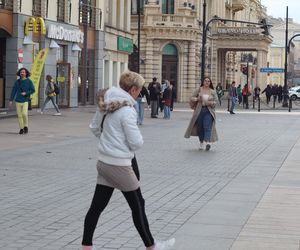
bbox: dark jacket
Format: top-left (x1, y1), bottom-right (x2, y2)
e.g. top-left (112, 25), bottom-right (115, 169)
top-left (9, 78), bottom-right (35, 103)
top-left (139, 86), bottom-right (150, 105)
top-left (148, 81), bottom-right (161, 101)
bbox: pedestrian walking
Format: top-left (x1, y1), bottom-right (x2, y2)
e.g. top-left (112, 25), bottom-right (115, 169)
top-left (237, 84), bottom-right (242, 105)
top-left (262, 84), bottom-right (272, 104)
top-left (162, 80), bottom-right (172, 119)
top-left (136, 83), bottom-right (150, 125)
top-left (82, 70), bottom-right (175, 250)
top-left (228, 81), bottom-right (238, 114)
top-left (216, 82), bottom-right (224, 106)
top-left (242, 83), bottom-right (250, 109)
top-left (40, 75), bottom-right (61, 115)
top-left (184, 76), bottom-right (218, 151)
top-left (8, 67), bottom-right (35, 134)
top-left (148, 77), bottom-right (161, 118)
top-left (254, 85), bottom-right (261, 102)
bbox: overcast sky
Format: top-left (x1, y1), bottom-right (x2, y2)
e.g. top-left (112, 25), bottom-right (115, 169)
top-left (261, 0), bottom-right (300, 24)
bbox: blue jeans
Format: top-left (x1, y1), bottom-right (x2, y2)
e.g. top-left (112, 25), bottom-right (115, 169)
top-left (230, 96), bottom-right (236, 112)
top-left (197, 107), bottom-right (213, 143)
top-left (136, 97), bottom-right (145, 125)
top-left (163, 105), bottom-right (170, 119)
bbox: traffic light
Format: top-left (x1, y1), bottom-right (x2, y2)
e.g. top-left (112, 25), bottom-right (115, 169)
top-left (260, 18), bottom-right (270, 36)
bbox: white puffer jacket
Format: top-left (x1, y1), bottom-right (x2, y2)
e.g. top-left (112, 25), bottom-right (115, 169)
top-left (89, 87), bottom-right (143, 166)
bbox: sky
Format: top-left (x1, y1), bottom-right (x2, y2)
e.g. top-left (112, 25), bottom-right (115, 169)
top-left (261, 0), bottom-right (300, 24)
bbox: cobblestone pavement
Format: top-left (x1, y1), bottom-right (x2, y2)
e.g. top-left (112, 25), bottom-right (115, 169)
top-left (0, 106), bottom-right (300, 250)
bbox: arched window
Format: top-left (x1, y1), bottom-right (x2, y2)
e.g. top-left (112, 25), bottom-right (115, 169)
top-left (162, 0), bottom-right (174, 14)
top-left (162, 44), bottom-right (177, 56)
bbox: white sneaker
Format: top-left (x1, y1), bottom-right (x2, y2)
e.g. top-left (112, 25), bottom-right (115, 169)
top-left (54, 112), bottom-right (61, 116)
top-left (40, 111), bottom-right (43, 114)
top-left (154, 238), bottom-right (175, 250)
top-left (199, 142), bottom-right (204, 150)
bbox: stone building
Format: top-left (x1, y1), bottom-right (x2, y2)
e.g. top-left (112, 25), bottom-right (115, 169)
top-left (130, 0), bottom-right (272, 102)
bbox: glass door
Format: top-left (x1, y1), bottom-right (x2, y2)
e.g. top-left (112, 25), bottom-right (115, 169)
top-left (56, 63), bottom-right (70, 107)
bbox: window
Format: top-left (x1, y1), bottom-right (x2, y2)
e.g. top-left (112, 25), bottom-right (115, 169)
top-left (79, 0), bottom-right (97, 27)
top-left (32, 0), bottom-right (42, 16)
top-left (162, 0), bottom-right (174, 14)
top-left (131, 0), bottom-right (144, 15)
top-left (57, 0), bottom-right (65, 22)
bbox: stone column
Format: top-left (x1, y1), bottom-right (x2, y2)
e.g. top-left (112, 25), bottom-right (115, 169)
top-left (257, 50), bottom-right (268, 89)
top-left (188, 41), bottom-right (196, 89)
top-left (144, 39), bottom-right (154, 84)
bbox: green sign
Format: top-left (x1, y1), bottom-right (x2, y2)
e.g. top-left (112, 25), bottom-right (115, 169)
top-left (117, 36), bottom-right (133, 53)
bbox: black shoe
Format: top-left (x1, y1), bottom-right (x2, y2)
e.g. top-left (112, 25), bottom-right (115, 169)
top-left (24, 126), bottom-right (28, 134)
top-left (230, 111), bottom-right (235, 114)
top-left (205, 144), bottom-right (211, 151)
top-left (151, 116), bottom-right (158, 118)
top-left (19, 129), bottom-right (24, 134)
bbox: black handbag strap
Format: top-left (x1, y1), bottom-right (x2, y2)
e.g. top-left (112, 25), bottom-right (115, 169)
top-left (100, 114), bottom-right (106, 133)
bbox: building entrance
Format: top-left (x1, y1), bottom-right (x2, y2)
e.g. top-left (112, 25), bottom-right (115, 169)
top-left (56, 63), bottom-right (70, 107)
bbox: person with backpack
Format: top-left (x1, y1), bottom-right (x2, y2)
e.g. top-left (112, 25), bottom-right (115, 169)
top-left (8, 67), bottom-right (35, 134)
top-left (40, 75), bottom-right (61, 115)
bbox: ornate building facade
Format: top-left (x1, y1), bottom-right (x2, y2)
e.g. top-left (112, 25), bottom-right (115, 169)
top-left (130, 0), bottom-right (272, 102)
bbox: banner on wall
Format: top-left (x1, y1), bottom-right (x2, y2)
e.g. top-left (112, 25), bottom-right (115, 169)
top-left (30, 48), bottom-right (48, 106)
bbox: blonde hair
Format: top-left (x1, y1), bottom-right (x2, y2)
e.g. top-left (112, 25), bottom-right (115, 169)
top-left (119, 70), bottom-right (145, 92)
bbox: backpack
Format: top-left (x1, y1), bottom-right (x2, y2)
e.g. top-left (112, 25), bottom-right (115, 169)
top-left (53, 83), bottom-right (60, 95)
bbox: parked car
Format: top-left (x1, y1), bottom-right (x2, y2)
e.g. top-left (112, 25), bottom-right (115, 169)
top-left (289, 86), bottom-right (300, 101)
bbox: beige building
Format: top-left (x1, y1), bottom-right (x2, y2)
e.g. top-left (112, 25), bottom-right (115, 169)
top-left (130, 0), bottom-right (272, 102)
top-left (268, 19), bottom-right (300, 86)
top-left (102, 0), bottom-right (132, 88)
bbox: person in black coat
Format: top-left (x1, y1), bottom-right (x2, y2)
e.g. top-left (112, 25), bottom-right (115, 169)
top-left (148, 77), bottom-right (161, 118)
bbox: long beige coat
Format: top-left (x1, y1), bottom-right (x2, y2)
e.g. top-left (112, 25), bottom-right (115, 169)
top-left (184, 87), bottom-right (218, 142)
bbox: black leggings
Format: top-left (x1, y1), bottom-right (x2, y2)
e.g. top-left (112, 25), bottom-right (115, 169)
top-left (82, 157), bottom-right (154, 247)
top-left (82, 185), bottom-right (154, 247)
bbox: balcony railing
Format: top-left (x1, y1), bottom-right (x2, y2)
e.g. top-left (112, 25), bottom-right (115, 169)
top-left (145, 14), bottom-right (197, 28)
top-left (0, 0), bottom-right (13, 11)
top-left (79, 2), bottom-right (102, 30)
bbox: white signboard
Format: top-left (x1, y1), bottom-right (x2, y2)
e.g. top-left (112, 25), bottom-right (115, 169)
top-left (47, 24), bottom-right (84, 43)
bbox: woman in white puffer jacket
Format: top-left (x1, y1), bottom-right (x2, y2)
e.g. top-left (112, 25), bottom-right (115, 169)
top-left (82, 71), bottom-right (175, 250)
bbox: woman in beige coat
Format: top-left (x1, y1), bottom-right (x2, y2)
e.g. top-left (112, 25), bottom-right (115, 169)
top-left (184, 77), bottom-right (218, 150)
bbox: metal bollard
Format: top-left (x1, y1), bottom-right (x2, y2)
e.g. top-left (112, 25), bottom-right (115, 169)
top-left (258, 97), bottom-right (260, 112)
top-left (227, 98), bottom-right (230, 112)
top-left (288, 98), bottom-right (292, 112)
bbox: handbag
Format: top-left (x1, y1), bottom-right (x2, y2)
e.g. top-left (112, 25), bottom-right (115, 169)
top-left (141, 97), bottom-right (146, 103)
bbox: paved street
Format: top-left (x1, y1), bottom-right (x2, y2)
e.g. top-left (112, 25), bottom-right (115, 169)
top-left (1, 106), bottom-right (300, 250)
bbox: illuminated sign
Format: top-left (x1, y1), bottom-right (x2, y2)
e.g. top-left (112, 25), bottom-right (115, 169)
top-left (24, 17), bottom-right (46, 35)
top-left (47, 24), bottom-right (84, 43)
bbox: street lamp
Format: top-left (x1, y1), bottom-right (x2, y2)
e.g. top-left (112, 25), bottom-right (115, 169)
top-left (283, 6), bottom-right (289, 107)
top-left (200, 0), bottom-right (207, 83)
top-left (137, 0), bottom-right (141, 73)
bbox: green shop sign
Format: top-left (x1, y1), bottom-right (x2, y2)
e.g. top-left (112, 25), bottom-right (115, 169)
top-left (117, 36), bottom-right (133, 53)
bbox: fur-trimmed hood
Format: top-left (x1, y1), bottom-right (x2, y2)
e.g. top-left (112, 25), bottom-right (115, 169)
top-left (96, 87), bottom-right (136, 113)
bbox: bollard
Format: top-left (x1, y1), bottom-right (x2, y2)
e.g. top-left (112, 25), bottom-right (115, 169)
top-left (273, 96), bottom-right (275, 109)
top-left (288, 98), bottom-right (292, 112)
top-left (227, 98), bottom-right (230, 112)
top-left (253, 96), bottom-right (255, 109)
top-left (258, 97), bottom-right (260, 112)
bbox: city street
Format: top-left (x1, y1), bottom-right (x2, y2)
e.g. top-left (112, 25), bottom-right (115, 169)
top-left (1, 106), bottom-right (300, 250)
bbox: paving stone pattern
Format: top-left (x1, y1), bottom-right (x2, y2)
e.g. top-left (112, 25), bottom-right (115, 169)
top-left (0, 107), bottom-right (300, 249)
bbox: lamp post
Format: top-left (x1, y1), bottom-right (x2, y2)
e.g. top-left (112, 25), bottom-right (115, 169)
top-left (82, 0), bottom-right (88, 105)
top-left (200, 0), bottom-right (207, 83)
top-left (137, 0), bottom-right (141, 73)
top-left (282, 6), bottom-right (289, 107)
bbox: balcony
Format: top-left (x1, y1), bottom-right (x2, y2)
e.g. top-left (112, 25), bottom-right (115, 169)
top-left (144, 14), bottom-right (197, 29)
top-left (232, 0), bottom-right (246, 12)
top-left (79, 2), bottom-right (102, 30)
